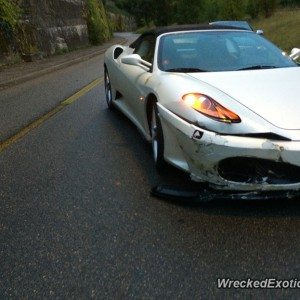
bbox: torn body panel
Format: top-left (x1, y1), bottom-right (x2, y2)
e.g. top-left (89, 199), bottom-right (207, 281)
top-left (158, 103), bottom-right (300, 191)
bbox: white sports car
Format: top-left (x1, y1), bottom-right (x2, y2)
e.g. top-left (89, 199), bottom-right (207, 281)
top-left (104, 24), bottom-right (300, 193)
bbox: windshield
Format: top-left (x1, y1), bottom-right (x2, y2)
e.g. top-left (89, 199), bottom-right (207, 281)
top-left (158, 31), bottom-right (297, 72)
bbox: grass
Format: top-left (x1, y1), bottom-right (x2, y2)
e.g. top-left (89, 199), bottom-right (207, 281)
top-left (0, 52), bottom-right (21, 67)
top-left (251, 8), bottom-right (300, 52)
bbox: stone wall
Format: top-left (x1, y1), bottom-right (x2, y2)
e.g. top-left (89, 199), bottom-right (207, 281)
top-left (1, 0), bottom-right (134, 63)
top-left (20, 0), bottom-right (89, 56)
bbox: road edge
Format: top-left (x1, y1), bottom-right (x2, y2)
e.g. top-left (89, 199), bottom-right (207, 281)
top-left (0, 38), bottom-right (127, 90)
top-left (0, 77), bottom-right (103, 153)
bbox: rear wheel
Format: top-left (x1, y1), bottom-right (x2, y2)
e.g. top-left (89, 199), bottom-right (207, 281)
top-left (150, 103), bottom-right (166, 170)
top-left (104, 68), bottom-right (114, 109)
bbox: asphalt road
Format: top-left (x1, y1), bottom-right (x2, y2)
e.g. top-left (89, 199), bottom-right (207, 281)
top-left (1, 33), bottom-right (300, 299)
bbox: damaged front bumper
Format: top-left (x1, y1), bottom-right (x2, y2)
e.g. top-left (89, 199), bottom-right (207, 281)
top-left (157, 103), bottom-right (300, 192)
top-left (151, 185), bottom-right (300, 202)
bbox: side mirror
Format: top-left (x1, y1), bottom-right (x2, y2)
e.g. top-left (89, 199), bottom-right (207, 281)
top-left (290, 48), bottom-right (300, 60)
top-left (121, 54), bottom-right (152, 71)
top-left (256, 29), bottom-right (264, 35)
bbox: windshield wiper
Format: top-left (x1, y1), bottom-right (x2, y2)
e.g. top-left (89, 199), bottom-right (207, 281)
top-left (237, 65), bottom-right (278, 71)
top-left (164, 67), bottom-right (208, 73)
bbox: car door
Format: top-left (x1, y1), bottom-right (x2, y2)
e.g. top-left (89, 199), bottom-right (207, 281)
top-left (118, 34), bottom-right (156, 131)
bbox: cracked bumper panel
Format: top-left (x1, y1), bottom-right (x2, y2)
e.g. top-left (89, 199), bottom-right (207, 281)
top-left (157, 103), bottom-right (300, 191)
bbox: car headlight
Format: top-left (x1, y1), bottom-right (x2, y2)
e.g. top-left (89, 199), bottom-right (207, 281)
top-left (182, 93), bottom-right (241, 123)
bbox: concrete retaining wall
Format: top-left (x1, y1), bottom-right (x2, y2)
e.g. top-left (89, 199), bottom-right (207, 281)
top-left (20, 0), bottom-right (89, 56)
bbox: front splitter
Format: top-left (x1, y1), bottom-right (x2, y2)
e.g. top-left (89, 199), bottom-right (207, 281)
top-left (151, 185), bottom-right (300, 202)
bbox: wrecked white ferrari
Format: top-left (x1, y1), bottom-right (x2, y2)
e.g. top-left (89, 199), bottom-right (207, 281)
top-left (104, 24), bottom-right (300, 192)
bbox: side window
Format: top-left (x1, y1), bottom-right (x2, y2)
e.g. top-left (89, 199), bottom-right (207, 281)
top-left (134, 35), bottom-right (156, 63)
top-left (129, 37), bottom-right (141, 50)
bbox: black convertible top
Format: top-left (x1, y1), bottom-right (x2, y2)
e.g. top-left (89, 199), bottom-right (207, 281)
top-left (130, 24), bottom-right (249, 48)
top-left (143, 23), bottom-right (248, 37)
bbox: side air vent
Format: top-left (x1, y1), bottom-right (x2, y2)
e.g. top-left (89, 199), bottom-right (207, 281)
top-left (114, 47), bottom-right (124, 59)
top-left (115, 91), bottom-right (122, 100)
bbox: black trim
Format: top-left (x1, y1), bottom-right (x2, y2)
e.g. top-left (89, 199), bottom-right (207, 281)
top-left (228, 133), bottom-right (291, 141)
top-left (151, 185), bottom-right (300, 202)
top-left (143, 24), bottom-right (248, 38)
top-left (130, 24), bottom-right (248, 48)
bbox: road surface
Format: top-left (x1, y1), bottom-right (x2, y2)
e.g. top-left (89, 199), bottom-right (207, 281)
top-left (0, 33), bottom-right (299, 298)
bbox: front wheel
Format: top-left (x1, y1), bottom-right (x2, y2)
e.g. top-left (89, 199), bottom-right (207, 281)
top-left (150, 104), bottom-right (166, 170)
top-left (104, 69), bottom-right (114, 110)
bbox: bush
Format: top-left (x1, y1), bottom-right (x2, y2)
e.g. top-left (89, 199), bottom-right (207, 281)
top-left (280, 0), bottom-right (300, 6)
top-left (260, 0), bottom-right (278, 17)
top-left (86, 0), bottom-right (112, 45)
top-left (0, 0), bottom-right (21, 29)
top-left (218, 0), bottom-right (246, 19)
top-left (0, 0), bottom-right (21, 52)
top-left (205, 0), bottom-right (220, 21)
top-left (246, 0), bottom-right (261, 18)
top-left (173, 0), bottom-right (206, 24)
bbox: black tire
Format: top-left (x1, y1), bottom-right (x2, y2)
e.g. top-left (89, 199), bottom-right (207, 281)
top-left (104, 68), bottom-right (114, 110)
top-left (150, 103), bottom-right (167, 170)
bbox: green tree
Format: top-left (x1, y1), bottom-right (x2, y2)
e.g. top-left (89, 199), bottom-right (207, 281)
top-left (280, 0), bottom-right (300, 6)
top-left (115, 0), bottom-right (284, 27)
top-left (153, 0), bottom-right (173, 26)
top-left (0, 0), bottom-right (21, 29)
top-left (173, 0), bottom-right (206, 24)
top-left (204, 0), bottom-right (220, 21)
top-left (115, 0), bottom-right (155, 26)
top-left (218, 0), bottom-right (246, 19)
top-left (246, 0), bottom-right (260, 19)
top-left (0, 0), bottom-right (21, 52)
top-left (260, 0), bottom-right (278, 17)
top-left (86, 0), bottom-right (112, 45)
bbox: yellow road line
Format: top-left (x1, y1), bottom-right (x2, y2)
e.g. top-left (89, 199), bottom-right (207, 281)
top-left (61, 78), bottom-right (103, 105)
top-left (0, 77), bottom-right (103, 153)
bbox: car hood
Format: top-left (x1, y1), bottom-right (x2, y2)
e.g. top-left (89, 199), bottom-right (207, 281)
top-left (188, 67), bottom-right (300, 129)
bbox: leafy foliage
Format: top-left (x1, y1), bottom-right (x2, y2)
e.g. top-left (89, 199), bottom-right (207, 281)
top-left (218, 0), bottom-right (245, 19)
top-left (246, 0), bottom-right (261, 19)
top-left (113, 0), bottom-right (288, 26)
top-left (0, 0), bottom-right (21, 52)
top-left (280, 0), bottom-right (300, 6)
top-left (260, 0), bottom-right (278, 17)
top-left (0, 0), bottom-right (21, 29)
top-left (114, 0), bottom-right (155, 26)
top-left (173, 0), bottom-right (206, 24)
top-left (86, 0), bottom-right (112, 45)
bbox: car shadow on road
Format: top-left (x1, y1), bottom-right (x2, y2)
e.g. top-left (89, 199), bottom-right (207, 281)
top-left (103, 107), bottom-right (300, 218)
